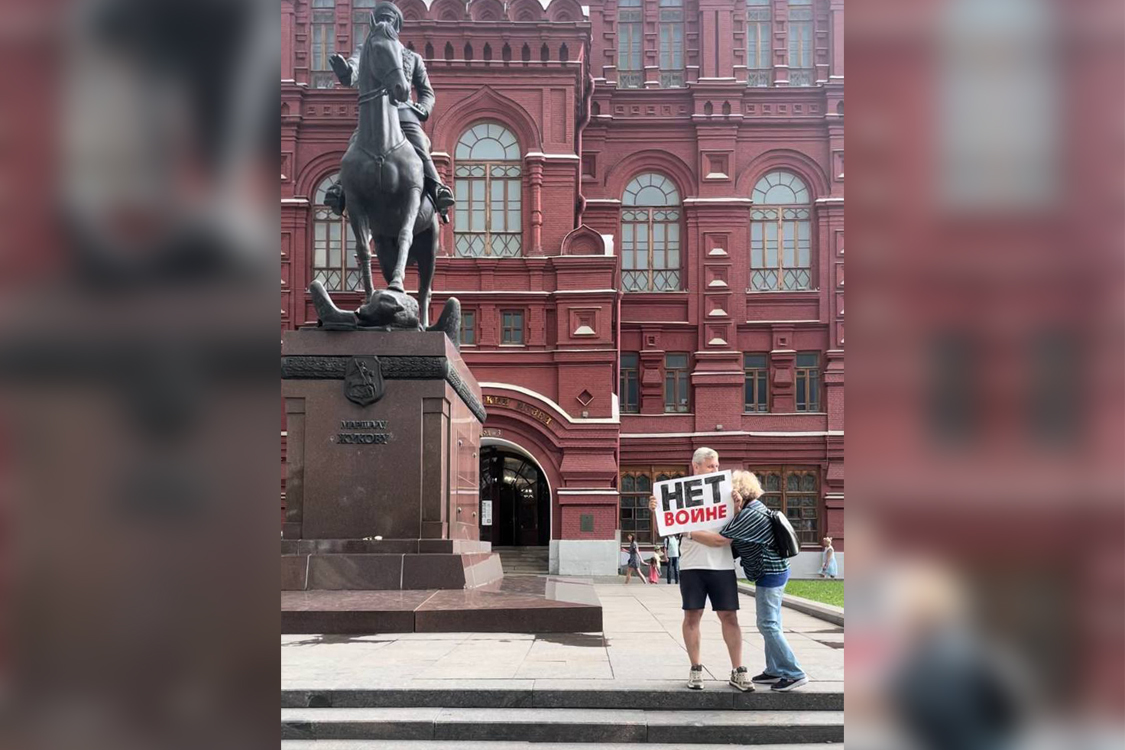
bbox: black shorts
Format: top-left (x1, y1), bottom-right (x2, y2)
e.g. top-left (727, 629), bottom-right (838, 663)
top-left (679, 569), bottom-right (740, 611)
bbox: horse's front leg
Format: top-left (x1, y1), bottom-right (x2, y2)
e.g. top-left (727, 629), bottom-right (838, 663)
top-left (389, 189), bottom-right (422, 292)
top-left (349, 213), bottom-right (374, 297)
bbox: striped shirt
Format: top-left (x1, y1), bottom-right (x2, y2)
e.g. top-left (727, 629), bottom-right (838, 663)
top-left (719, 500), bottom-right (789, 583)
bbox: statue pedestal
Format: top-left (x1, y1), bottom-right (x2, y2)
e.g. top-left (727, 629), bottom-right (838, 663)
top-left (280, 329), bottom-right (603, 634)
top-left (281, 330), bottom-right (500, 591)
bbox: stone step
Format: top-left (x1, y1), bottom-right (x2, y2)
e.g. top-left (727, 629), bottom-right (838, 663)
top-left (281, 707), bottom-right (843, 745)
top-left (283, 742), bottom-right (840, 749)
top-left (282, 681), bottom-right (843, 711)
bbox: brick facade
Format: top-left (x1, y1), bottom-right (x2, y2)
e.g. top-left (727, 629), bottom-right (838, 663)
top-left (282, 0), bottom-right (844, 575)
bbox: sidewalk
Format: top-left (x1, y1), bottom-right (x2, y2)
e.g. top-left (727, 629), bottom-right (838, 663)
top-left (282, 577), bottom-right (844, 689)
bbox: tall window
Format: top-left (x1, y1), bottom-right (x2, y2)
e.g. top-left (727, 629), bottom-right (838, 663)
top-left (664, 353), bottom-right (690, 413)
top-left (352, 0), bottom-right (377, 51)
top-left (310, 0), bottom-right (337, 89)
top-left (617, 0), bottom-right (643, 88)
top-left (753, 467), bottom-right (820, 545)
top-left (747, 0), bottom-right (772, 87)
top-left (659, 0), bottom-right (685, 88)
top-left (454, 123), bottom-right (522, 257)
top-left (622, 174), bottom-right (682, 292)
top-left (788, 0), bottom-right (814, 86)
top-left (795, 352), bottom-right (821, 411)
top-left (620, 353), bottom-right (640, 413)
top-left (750, 171), bottom-right (812, 291)
top-left (501, 310), bottom-right (525, 345)
top-left (312, 174), bottom-right (363, 292)
top-left (460, 310), bottom-right (476, 346)
top-left (621, 466), bottom-right (686, 544)
top-left (744, 353), bottom-right (769, 412)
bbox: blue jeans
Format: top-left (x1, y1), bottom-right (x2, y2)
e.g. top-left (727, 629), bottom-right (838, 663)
top-left (756, 582), bottom-right (805, 680)
top-left (665, 556), bottom-right (680, 584)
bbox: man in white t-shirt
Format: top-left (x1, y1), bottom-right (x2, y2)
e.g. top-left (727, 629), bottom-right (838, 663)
top-left (649, 447), bottom-right (753, 692)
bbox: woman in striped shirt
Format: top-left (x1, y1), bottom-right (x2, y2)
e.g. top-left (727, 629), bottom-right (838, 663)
top-left (691, 470), bottom-right (809, 692)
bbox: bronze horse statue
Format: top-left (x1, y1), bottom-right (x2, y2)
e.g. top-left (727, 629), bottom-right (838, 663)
top-left (338, 19), bottom-right (438, 327)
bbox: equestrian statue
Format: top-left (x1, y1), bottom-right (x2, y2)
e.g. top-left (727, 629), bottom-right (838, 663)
top-left (309, 2), bottom-right (459, 343)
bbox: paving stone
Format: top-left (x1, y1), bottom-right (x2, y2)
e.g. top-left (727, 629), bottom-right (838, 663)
top-left (282, 580), bottom-right (843, 698)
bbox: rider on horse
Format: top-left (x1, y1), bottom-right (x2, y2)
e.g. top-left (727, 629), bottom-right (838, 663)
top-left (324, 2), bottom-right (455, 222)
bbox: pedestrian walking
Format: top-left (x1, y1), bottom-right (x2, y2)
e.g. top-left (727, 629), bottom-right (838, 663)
top-left (819, 536), bottom-right (838, 579)
top-left (648, 546), bottom-right (664, 583)
top-left (663, 533), bottom-right (681, 584)
top-left (622, 534), bottom-right (647, 585)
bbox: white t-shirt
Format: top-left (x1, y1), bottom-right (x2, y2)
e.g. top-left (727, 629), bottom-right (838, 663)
top-left (677, 535), bottom-right (735, 571)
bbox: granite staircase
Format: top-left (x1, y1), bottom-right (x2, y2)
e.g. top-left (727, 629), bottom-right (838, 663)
top-left (493, 545), bottom-right (550, 575)
top-left (281, 682), bottom-right (844, 746)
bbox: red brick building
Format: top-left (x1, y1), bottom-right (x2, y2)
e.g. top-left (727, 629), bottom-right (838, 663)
top-left (281, 0), bottom-right (843, 576)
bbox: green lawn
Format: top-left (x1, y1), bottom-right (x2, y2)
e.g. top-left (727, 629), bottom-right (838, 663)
top-left (781, 579), bottom-right (844, 608)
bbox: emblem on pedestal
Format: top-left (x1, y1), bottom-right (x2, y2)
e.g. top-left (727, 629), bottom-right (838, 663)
top-left (345, 356), bottom-right (384, 407)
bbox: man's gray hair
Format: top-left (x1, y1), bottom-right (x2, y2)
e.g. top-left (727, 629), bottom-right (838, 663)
top-left (692, 447), bottom-right (718, 466)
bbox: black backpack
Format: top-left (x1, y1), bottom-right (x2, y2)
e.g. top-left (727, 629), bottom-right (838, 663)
top-left (766, 509), bottom-right (801, 558)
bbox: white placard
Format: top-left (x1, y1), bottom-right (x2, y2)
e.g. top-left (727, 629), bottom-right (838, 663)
top-left (653, 470), bottom-right (736, 537)
top-left (481, 500), bottom-right (492, 526)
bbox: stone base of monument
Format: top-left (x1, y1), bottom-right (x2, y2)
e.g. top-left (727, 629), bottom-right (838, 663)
top-left (281, 538), bottom-right (502, 591)
top-left (282, 576), bottom-right (603, 634)
top-left (281, 329), bottom-right (602, 634)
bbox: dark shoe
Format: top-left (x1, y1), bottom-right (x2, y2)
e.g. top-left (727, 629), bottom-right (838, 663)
top-left (434, 184), bottom-right (456, 211)
top-left (751, 672), bottom-right (782, 685)
top-left (771, 675), bottom-right (809, 692)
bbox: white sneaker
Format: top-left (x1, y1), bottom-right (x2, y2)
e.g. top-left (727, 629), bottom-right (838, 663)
top-left (728, 667), bottom-right (755, 692)
top-left (687, 664), bottom-right (704, 690)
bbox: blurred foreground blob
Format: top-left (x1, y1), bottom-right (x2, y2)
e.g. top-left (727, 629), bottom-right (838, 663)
top-left (0, 1), bottom-right (279, 749)
top-left (847, 0), bottom-right (1124, 747)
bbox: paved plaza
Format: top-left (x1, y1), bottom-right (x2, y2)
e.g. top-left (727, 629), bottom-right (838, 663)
top-left (282, 578), bottom-right (844, 689)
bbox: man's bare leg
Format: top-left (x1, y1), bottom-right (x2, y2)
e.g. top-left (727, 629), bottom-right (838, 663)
top-left (683, 609), bottom-right (704, 665)
top-left (717, 610), bottom-right (744, 669)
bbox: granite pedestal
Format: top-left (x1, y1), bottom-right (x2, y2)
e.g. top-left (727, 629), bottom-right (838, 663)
top-left (282, 330), bottom-right (497, 592)
top-left (281, 329), bottom-right (602, 633)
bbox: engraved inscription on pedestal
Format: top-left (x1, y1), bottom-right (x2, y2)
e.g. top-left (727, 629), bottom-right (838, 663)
top-left (334, 419), bottom-right (393, 445)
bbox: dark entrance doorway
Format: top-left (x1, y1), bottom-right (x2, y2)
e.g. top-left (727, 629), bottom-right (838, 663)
top-left (479, 447), bottom-right (550, 547)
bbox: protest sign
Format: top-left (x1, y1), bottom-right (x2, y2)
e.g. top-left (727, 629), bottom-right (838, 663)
top-left (653, 470), bottom-right (736, 537)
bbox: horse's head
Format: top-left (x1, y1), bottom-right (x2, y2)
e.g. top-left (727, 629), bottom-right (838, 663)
top-left (361, 16), bottom-right (409, 105)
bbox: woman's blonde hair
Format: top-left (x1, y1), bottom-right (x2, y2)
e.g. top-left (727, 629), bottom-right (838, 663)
top-left (731, 470), bottom-right (763, 507)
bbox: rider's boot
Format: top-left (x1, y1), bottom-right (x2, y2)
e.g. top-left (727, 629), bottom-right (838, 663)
top-left (324, 182), bottom-right (346, 216)
top-left (425, 179), bottom-right (454, 224)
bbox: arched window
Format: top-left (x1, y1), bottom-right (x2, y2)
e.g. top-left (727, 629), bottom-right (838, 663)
top-left (747, 0), bottom-right (772, 87)
top-left (454, 123), bottom-right (523, 257)
top-left (658, 0), bottom-right (685, 88)
top-left (750, 171), bottom-right (812, 291)
top-left (788, 0), bottom-right (814, 86)
top-left (617, 0), bottom-right (643, 88)
top-left (311, 174), bottom-right (363, 292)
top-left (621, 173), bottom-right (682, 292)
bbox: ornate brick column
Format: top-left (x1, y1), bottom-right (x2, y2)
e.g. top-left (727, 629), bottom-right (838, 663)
top-left (526, 153), bottom-right (545, 256)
